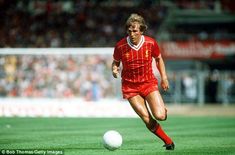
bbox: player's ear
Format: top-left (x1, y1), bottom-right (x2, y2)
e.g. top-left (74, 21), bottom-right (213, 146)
top-left (140, 24), bottom-right (147, 34)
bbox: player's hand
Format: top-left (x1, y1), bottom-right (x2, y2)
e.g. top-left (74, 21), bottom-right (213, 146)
top-left (161, 78), bottom-right (169, 91)
top-left (112, 66), bottom-right (119, 78)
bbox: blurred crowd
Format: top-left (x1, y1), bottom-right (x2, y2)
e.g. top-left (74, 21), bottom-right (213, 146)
top-left (1, 0), bottom-right (234, 47)
top-left (0, 55), bottom-right (116, 101)
top-left (0, 0), bottom-right (167, 47)
top-left (1, 0), bottom-right (235, 102)
top-left (161, 71), bottom-right (235, 103)
top-left (1, 55), bottom-right (235, 103)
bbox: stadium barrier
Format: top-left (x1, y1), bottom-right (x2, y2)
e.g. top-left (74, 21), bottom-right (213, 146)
top-left (0, 98), bottom-right (137, 117)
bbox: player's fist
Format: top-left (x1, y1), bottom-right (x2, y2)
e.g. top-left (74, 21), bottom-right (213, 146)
top-left (112, 66), bottom-right (119, 78)
top-left (161, 78), bottom-right (169, 91)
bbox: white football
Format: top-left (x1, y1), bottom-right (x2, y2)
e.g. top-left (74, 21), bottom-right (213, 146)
top-left (102, 130), bottom-right (122, 151)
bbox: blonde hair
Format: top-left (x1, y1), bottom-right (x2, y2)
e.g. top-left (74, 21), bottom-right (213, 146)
top-left (126, 13), bottom-right (148, 33)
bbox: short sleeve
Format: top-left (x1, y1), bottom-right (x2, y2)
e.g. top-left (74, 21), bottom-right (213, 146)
top-left (113, 45), bottom-right (121, 62)
top-left (152, 40), bottom-right (161, 58)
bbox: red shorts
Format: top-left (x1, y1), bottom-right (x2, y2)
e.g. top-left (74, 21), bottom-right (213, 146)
top-left (122, 80), bottom-right (158, 99)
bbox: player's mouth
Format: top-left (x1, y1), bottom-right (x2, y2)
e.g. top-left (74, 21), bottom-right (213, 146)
top-left (130, 37), bottom-right (137, 44)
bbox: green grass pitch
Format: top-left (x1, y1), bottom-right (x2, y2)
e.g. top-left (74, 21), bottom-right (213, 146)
top-left (0, 116), bottom-right (235, 155)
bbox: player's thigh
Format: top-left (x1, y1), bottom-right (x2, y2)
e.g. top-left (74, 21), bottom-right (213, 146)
top-left (128, 95), bottom-right (151, 122)
top-left (145, 91), bottom-right (166, 120)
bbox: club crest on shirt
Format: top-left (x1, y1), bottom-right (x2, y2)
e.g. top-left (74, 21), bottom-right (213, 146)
top-left (145, 50), bottom-right (149, 58)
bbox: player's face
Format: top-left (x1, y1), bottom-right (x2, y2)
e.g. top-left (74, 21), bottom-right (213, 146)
top-left (127, 22), bottom-right (142, 45)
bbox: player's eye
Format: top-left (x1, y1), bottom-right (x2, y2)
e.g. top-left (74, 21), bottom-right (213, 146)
top-left (128, 30), bottom-right (137, 34)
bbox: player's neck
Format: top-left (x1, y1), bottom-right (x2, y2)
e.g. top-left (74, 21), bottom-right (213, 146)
top-left (132, 37), bottom-right (141, 45)
top-left (127, 35), bottom-right (144, 51)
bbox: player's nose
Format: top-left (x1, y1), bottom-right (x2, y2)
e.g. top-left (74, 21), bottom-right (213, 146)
top-left (129, 31), bottom-right (134, 37)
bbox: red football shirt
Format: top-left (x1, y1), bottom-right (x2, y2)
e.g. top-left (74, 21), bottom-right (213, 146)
top-left (113, 35), bottom-right (161, 83)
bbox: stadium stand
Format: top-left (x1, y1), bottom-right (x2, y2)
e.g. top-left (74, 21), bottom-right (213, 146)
top-left (0, 0), bottom-right (235, 104)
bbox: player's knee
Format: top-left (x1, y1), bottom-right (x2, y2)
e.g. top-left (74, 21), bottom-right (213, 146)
top-left (156, 115), bottom-right (166, 121)
top-left (153, 112), bottom-right (166, 121)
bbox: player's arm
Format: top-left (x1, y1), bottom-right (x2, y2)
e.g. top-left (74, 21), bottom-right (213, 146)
top-left (112, 60), bottom-right (120, 78)
top-left (155, 55), bottom-right (169, 91)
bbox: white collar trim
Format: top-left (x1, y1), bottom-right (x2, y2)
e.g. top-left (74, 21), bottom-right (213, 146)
top-left (127, 35), bottom-right (145, 51)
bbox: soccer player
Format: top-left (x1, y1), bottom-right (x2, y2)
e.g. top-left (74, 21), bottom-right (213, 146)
top-left (111, 13), bottom-right (175, 150)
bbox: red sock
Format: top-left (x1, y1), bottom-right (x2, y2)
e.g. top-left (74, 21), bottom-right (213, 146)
top-left (153, 123), bottom-right (173, 144)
